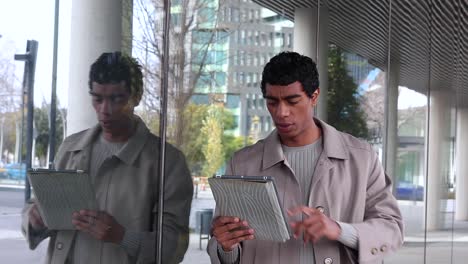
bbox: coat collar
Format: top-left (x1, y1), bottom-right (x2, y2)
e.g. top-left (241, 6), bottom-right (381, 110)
top-left (116, 117), bottom-right (150, 165)
top-left (262, 118), bottom-right (349, 170)
top-left (66, 116), bottom-right (150, 165)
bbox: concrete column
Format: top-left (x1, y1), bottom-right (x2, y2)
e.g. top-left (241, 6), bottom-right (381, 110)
top-left (455, 108), bottom-right (468, 220)
top-left (294, 6), bottom-right (329, 122)
top-left (384, 69), bottom-right (399, 186)
top-left (67, 0), bottom-right (132, 135)
top-left (426, 90), bottom-right (452, 230)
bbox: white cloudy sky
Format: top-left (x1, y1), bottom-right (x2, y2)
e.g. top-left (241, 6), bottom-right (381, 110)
top-left (0, 0), bottom-right (71, 107)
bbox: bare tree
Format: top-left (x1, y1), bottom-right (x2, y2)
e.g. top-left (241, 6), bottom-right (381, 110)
top-left (134, 0), bottom-right (230, 147)
top-left (0, 58), bottom-right (22, 113)
top-left (361, 71), bottom-right (386, 143)
top-left (361, 72), bottom-right (427, 143)
top-left (0, 56), bottom-right (23, 161)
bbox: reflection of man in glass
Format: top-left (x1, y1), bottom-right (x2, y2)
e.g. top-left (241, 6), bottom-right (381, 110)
top-left (208, 52), bottom-right (403, 264)
top-left (22, 52), bottom-right (193, 263)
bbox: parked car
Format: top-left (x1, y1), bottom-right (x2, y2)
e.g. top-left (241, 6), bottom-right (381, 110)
top-left (4, 163), bottom-right (26, 181)
top-left (0, 167), bottom-right (7, 179)
top-left (395, 181), bottom-right (424, 201)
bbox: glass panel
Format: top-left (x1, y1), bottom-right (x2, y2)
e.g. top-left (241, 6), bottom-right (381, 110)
top-left (424, 93), bottom-right (457, 264)
top-left (322, 1), bottom-right (389, 145)
top-left (383, 0), bottom-right (431, 263)
top-left (386, 86), bottom-right (428, 264)
top-left (449, 2), bottom-right (468, 263)
top-left (328, 46), bottom-right (382, 140)
top-left (453, 103), bottom-right (468, 264)
top-left (4, 0), bottom-right (462, 263)
top-left (135, 0), bottom-right (292, 262)
top-left (386, 0), bottom-right (465, 263)
top-left (423, 0), bottom-right (458, 261)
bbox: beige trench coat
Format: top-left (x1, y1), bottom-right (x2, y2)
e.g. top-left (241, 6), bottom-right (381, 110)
top-left (22, 118), bottom-right (193, 264)
top-left (208, 119), bottom-right (403, 264)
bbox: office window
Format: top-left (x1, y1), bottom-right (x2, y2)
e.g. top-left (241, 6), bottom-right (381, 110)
top-left (214, 72), bottom-right (227, 86)
top-left (232, 72), bottom-right (237, 86)
top-left (288, 33), bottom-right (293, 48)
top-left (239, 72), bottom-right (245, 84)
top-left (226, 94), bottom-right (240, 109)
top-left (191, 94), bottom-right (210, 105)
top-left (231, 7), bottom-right (239, 22)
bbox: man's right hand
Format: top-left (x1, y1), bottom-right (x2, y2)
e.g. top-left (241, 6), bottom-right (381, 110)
top-left (28, 203), bottom-right (46, 230)
top-left (211, 216), bottom-right (255, 251)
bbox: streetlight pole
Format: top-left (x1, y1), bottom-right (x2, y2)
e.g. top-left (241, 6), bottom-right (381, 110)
top-left (15, 40), bottom-right (38, 202)
top-left (48, 0), bottom-right (60, 168)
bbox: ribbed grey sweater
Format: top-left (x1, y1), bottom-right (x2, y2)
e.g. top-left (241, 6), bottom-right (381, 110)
top-left (282, 139), bottom-right (323, 264)
top-left (69, 135), bottom-right (141, 263)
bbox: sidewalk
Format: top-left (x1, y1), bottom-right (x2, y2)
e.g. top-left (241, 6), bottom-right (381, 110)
top-left (182, 233), bottom-right (211, 264)
top-left (0, 229), bottom-right (212, 263)
top-left (2, 186), bottom-right (468, 263)
top-left (183, 188), bottom-right (215, 264)
top-left (0, 186), bottom-right (214, 264)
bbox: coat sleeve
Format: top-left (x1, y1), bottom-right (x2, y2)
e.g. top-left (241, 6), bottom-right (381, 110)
top-left (207, 157), bottom-right (242, 264)
top-left (20, 140), bottom-right (72, 250)
top-left (137, 148), bottom-right (193, 264)
top-left (351, 148), bottom-right (404, 263)
top-left (21, 199), bottom-right (55, 250)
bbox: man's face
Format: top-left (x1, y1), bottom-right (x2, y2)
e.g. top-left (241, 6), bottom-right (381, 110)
top-left (90, 82), bottom-right (134, 134)
top-left (264, 81), bottom-right (319, 146)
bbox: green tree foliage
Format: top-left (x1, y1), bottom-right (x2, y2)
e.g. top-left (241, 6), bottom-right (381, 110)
top-left (327, 45), bottom-right (369, 139)
top-left (150, 103), bottom-right (247, 176)
top-left (221, 134), bottom-right (244, 163)
top-left (201, 105), bottom-right (224, 177)
top-left (1, 112), bottom-right (21, 160)
top-left (180, 104), bottom-right (209, 173)
top-left (34, 102), bottom-right (65, 165)
top-left (219, 108), bottom-right (246, 163)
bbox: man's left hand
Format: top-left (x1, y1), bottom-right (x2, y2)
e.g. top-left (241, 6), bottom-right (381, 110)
top-left (72, 210), bottom-right (125, 244)
top-left (288, 206), bottom-right (341, 244)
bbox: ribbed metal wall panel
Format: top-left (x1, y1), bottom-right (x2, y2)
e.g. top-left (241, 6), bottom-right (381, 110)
top-left (252, 0), bottom-right (468, 107)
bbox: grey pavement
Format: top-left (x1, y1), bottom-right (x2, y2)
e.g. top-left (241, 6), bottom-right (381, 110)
top-left (0, 186), bottom-right (214, 264)
top-left (2, 186), bottom-right (468, 263)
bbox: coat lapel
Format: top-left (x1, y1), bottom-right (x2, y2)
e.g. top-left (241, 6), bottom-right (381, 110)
top-left (309, 120), bottom-right (349, 185)
top-left (261, 131), bottom-right (285, 170)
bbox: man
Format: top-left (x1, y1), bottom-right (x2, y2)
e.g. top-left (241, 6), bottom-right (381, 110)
top-left (208, 51), bottom-right (403, 264)
top-left (22, 52), bottom-right (193, 263)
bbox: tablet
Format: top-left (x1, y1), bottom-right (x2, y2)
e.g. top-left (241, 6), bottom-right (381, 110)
top-left (208, 175), bottom-right (291, 242)
top-left (28, 169), bottom-right (98, 230)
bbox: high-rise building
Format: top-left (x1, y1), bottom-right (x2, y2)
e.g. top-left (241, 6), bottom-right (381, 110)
top-left (189, 0), bottom-right (293, 139)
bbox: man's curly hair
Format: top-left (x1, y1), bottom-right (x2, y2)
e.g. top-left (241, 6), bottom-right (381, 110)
top-left (261, 51), bottom-right (319, 98)
top-left (88, 52), bottom-right (144, 105)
